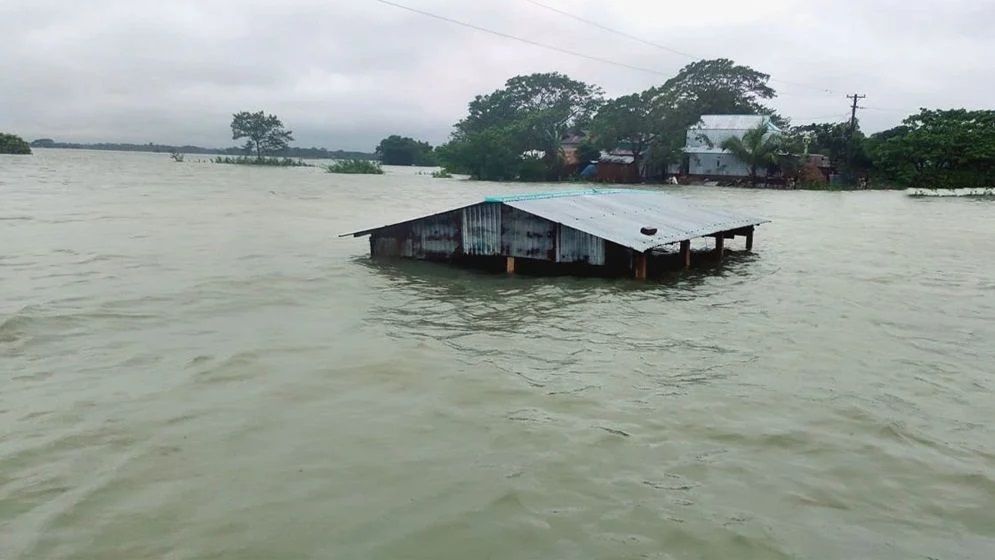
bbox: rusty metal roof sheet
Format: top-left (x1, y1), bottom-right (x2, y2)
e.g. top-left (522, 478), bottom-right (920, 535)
top-left (342, 189), bottom-right (768, 253)
top-left (492, 189), bottom-right (767, 252)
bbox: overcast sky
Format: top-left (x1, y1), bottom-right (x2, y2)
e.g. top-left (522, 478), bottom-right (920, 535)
top-left (1, 0), bottom-right (992, 151)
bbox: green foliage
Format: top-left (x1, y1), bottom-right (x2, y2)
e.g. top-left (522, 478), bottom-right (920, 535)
top-left (788, 121), bottom-right (871, 178)
top-left (442, 72), bottom-right (603, 180)
top-left (720, 124), bottom-right (781, 186)
top-left (575, 141), bottom-right (601, 165)
top-left (866, 109), bottom-right (995, 188)
top-left (589, 91), bottom-right (660, 162)
top-left (213, 156), bottom-right (311, 167)
top-left (438, 127), bottom-right (522, 181)
top-left (375, 135), bottom-right (438, 166)
top-left (324, 159), bottom-right (384, 174)
top-left (517, 156), bottom-right (548, 182)
top-left (0, 133), bottom-right (32, 154)
top-left (430, 169), bottom-right (453, 178)
top-left (231, 111), bottom-right (294, 159)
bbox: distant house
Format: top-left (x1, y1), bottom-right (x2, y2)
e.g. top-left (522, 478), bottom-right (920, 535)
top-left (684, 115), bottom-right (781, 178)
top-left (560, 132), bottom-right (588, 166)
top-left (596, 152), bottom-right (640, 183)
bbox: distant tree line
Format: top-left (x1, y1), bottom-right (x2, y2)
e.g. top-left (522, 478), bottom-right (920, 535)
top-left (29, 137), bottom-right (375, 160)
top-left (1, 132), bottom-right (32, 154)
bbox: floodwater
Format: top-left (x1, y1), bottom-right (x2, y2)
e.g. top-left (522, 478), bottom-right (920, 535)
top-left (2, 149), bottom-right (993, 559)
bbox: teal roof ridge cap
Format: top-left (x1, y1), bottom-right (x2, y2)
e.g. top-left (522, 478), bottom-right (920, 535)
top-left (484, 188), bottom-right (644, 203)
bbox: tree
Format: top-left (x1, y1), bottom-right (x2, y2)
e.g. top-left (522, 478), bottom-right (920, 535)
top-left (589, 90), bottom-right (661, 166)
top-left (0, 132), bottom-right (32, 154)
top-left (437, 127), bottom-right (524, 181)
top-left (652, 58), bottom-right (776, 116)
top-left (375, 135), bottom-right (438, 166)
top-left (230, 111), bottom-right (294, 159)
top-left (789, 121), bottom-right (871, 178)
top-left (720, 124), bottom-right (781, 186)
top-left (640, 59), bottom-right (780, 176)
top-left (453, 72), bottom-right (603, 176)
top-left (866, 109), bottom-right (995, 188)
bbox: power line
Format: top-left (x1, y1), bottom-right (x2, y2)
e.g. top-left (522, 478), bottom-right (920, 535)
top-left (374, 0), bottom-right (673, 77)
top-left (792, 113), bottom-right (852, 122)
top-left (522, 0), bottom-right (698, 60)
top-left (523, 0), bottom-right (837, 95)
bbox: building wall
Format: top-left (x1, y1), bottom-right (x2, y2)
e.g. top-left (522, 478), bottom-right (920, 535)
top-left (461, 203), bottom-right (501, 256)
top-left (688, 152), bottom-right (753, 177)
top-left (370, 203), bottom-right (608, 266)
top-left (686, 128), bottom-right (747, 151)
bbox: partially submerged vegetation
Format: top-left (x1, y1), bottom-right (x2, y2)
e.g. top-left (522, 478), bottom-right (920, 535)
top-left (431, 169), bottom-right (453, 178)
top-left (213, 156), bottom-right (311, 167)
top-left (0, 132), bottom-right (32, 154)
top-left (324, 159), bottom-right (384, 174)
top-left (375, 135), bottom-right (438, 166)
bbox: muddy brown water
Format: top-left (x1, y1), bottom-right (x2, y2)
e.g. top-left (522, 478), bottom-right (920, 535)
top-left (2, 149), bottom-right (993, 559)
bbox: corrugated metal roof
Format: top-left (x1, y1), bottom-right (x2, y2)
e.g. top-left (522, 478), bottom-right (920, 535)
top-left (500, 190), bottom-right (766, 252)
top-left (342, 189), bottom-right (767, 253)
top-left (692, 114), bottom-right (780, 132)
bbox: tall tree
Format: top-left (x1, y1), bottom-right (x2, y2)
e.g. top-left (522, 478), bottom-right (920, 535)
top-left (455, 73), bottom-right (603, 165)
top-left (641, 59), bottom-right (780, 175)
top-left (589, 91), bottom-right (661, 166)
top-left (231, 111), bottom-right (294, 159)
top-left (720, 124), bottom-right (781, 186)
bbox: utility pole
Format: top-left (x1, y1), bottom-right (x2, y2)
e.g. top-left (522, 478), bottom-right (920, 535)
top-left (845, 93), bottom-right (867, 185)
top-left (847, 93), bottom-right (866, 137)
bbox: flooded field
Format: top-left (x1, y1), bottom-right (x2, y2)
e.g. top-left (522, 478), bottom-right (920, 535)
top-left (2, 149), bottom-right (993, 559)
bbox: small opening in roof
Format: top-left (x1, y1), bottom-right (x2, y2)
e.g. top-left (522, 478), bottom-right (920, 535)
top-left (640, 227), bottom-right (658, 236)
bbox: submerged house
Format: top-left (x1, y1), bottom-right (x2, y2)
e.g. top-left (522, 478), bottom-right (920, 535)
top-left (684, 115), bottom-right (781, 178)
top-left (343, 189), bottom-right (767, 279)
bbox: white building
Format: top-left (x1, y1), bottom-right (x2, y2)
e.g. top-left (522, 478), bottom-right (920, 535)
top-left (684, 115), bottom-right (781, 177)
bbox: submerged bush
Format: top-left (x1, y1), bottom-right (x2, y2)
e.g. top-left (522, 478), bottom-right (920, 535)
top-left (324, 159), bottom-right (384, 174)
top-left (212, 155), bottom-right (311, 167)
top-left (0, 133), bottom-right (32, 154)
top-left (431, 169), bottom-right (453, 178)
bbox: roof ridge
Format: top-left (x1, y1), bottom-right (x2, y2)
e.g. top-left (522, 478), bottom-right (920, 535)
top-left (483, 188), bottom-right (627, 203)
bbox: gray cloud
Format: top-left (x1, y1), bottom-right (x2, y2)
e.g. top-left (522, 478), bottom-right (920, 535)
top-left (1, 0), bottom-right (992, 151)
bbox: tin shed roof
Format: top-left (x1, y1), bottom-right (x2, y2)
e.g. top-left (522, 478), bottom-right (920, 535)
top-left (692, 114), bottom-right (781, 132)
top-left (343, 189), bottom-right (767, 253)
top-left (487, 190), bottom-right (766, 252)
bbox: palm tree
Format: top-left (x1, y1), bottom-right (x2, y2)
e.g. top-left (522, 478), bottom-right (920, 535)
top-left (720, 124), bottom-right (780, 187)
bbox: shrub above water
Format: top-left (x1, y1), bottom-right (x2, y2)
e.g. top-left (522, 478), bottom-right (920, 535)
top-left (324, 160), bottom-right (384, 174)
top-left (212, 156), bottom-right (311, 167)
top-left (0, 132), bottom-right (32, 154)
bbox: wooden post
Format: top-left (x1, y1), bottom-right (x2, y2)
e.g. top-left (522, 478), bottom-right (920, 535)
top-left (505, 256), bottom-right (515, 274)
top-left (745, 227), bottom-right (754, 251)
top-left (634, 252), bottom-right (648, 280)
top-left (679, 240), bottom-right (691, 269)
top-left (714, 234), bottom-right (724, 259)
